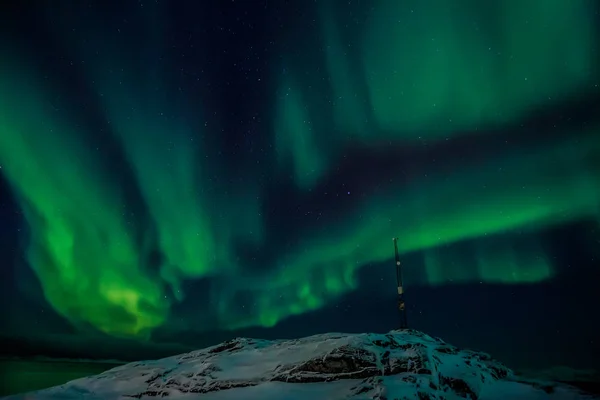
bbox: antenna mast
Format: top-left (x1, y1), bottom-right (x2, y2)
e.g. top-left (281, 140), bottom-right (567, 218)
top-left (393, 238), bottom-right (408, 329)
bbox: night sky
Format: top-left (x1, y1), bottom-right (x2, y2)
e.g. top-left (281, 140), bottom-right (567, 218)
top-left (0, 0), bottom-right (599, 372)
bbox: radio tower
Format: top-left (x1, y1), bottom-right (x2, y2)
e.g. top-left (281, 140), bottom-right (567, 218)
top-left (393, 238), bottom-right (408, 329)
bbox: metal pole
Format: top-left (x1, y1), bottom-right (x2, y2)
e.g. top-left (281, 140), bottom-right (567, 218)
top-left (393, 238), bottom-right (408, 329)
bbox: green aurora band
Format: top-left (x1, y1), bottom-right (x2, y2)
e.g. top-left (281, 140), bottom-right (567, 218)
top-left (0, 59), bottom-right (169, 337)
top-left (277, 0), bottom-right (598, 184)
top-left (0, 0), bottom-right (598, 337)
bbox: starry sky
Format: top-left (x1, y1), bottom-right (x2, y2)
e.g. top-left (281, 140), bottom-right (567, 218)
top-left (0, 0), bottom-right (599, 371)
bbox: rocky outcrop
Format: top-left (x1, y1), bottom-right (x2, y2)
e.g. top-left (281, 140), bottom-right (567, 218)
top-left (6, 329), bottom-right (597, 399)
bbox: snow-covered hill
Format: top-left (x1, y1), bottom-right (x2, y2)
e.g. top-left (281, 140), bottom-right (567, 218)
top-left (4, 329), bottom-right (597, 399)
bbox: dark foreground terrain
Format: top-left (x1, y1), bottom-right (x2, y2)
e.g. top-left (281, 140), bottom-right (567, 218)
top-left (0, 359), bottom-right (123, 396)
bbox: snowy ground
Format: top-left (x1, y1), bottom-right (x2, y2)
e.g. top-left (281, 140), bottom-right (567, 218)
top-left (3, 329), bottom-right (597, 399)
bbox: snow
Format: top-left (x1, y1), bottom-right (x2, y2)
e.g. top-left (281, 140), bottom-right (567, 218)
top-left (3, 329), bottom-right (597, 399)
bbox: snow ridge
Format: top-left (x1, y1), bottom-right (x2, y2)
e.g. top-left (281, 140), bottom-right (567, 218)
top-left (4, 329), bottom-right (597, 399)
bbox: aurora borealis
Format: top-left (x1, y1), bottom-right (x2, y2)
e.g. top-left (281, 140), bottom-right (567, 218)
top-left (0, 0), bottom-right (599, 368)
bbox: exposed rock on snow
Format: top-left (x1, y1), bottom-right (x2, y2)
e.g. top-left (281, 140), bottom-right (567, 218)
top-left (4, 329), bottom-right (597, 399)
